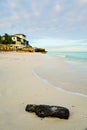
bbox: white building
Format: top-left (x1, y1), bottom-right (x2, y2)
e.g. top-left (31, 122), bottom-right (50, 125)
top-left (12, 34), bottom-right (29, 48)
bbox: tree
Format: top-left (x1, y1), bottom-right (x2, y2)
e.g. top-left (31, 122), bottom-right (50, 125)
top-left (3, 33), bottom-right (13, 44)
top-left (0, 35), bottom-right (2, 44)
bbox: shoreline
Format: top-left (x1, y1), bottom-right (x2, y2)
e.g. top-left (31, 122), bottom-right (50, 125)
top-left (33, 69), bottom-right (87, 98)
top-left (0, 52), bottom-right (87, 130)
top-left (33, 54), bottom-right (87, 97)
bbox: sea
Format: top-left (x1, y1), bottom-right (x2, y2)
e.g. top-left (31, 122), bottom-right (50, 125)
top-left (47, 51), bottom-right (87, 60)
top-left (34, 50), bottom-right (87, 97)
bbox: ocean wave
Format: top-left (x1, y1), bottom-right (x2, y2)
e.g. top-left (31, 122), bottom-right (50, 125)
top-left (32, 68), bottom-right (87, 98)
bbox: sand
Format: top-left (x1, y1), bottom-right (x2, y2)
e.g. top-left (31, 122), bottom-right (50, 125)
top-left (0, 52), bottom-right (87, 130)
top-left (34, 57), bottom-right (87, 95)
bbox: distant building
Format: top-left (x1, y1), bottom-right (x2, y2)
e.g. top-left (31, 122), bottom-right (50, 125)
top-left (12, 34), bottom-right (29, 48)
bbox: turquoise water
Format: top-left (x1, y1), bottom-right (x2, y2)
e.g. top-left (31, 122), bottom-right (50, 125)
top-left (48, 51), bottom-right (87, 60)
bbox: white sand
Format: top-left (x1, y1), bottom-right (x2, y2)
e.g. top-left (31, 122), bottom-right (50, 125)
top-left (0, 52), bottom-right (87, 130)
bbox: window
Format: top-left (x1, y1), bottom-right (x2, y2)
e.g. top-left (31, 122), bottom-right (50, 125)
top-left (17, 37), bottom-right (21, 42)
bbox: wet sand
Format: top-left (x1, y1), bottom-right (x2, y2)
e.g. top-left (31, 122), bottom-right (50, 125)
top-left (34, 58), bottom-right (87, 96)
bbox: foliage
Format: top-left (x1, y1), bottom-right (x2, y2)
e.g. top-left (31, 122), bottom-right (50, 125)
top-left (3, 33), bottom-right (13, 44)
top-left (0, 33), bottom-right (13, 44)
top-left (0, 35), bottom-right (2, 44)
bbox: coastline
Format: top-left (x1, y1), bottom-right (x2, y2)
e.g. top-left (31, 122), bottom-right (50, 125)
top-left (0, 52), bottom-right (87, 130)
top-left (33, 56), bottom-right (87, 96)
top-left (33, 69), bottom-right (87, 98)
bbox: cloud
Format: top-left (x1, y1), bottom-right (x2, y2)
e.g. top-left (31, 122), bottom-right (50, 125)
top-left (0, 0), bottom-right (31, 25)
top-left (0, 12), bottom-right (20, 29)
top-left (31, 0), bottom-right (51, 17)
top-left (31, 0), bottom-right (40, 17)
top-left (0, 0), bottom-right (87, 41)
top-left (54, 4), bottom-right (61, 13)
top-left (79, 0), bottom-right (87, 3)
top-left (8, 1), bottom-right (18, 8)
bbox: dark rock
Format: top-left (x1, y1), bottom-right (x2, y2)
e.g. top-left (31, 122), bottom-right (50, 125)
top-left (35, 48), bottom-right (47, 53)
top-left (25, 104), bottom-right (70, 119)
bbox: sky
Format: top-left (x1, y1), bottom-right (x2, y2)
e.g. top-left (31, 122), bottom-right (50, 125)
top-left (0, 0), bottom-right (87, 50)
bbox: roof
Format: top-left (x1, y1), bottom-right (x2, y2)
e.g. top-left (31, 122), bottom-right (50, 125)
top-left (14, 34), bottom-right (26, 37)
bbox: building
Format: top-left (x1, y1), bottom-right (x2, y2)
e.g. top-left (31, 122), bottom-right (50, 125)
top-left (12, 34), bottom-right (29, 48)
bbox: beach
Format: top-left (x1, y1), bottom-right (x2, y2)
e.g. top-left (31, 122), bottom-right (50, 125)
top-left (0, 52), bottom-right (87, 130)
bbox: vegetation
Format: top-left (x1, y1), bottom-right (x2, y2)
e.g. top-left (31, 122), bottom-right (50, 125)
top-left (0, 35), bottom-right (2, 44)
top-left (0, 33), bottom-right (47, 53)
top-left (0, 33), bottom-right (13, 44)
